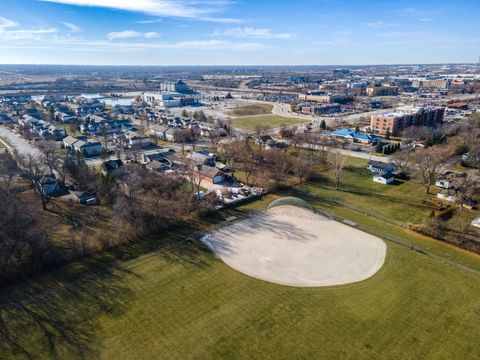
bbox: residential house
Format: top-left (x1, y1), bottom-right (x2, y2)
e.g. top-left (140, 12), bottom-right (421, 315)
top-left (196, 165), bottom-right (226, 184)
top-left (187, 151), bottom-right (216, 166)
top-left (54, 111), bottom-right (75, 123)
top-left (143, 152), bottom-right (173, 171)
top-left (34, 176), bottom-right (59, 196)
top-left (63, 135), bottom-right (102, 157)
top-left (373, 173), bottom-right (395, 185)
top-left (435, 179), bottom-right (453, 189)
top-left (102, 159), bottom-right (124, 177)
top-left (367, 160), bottom-right (396, 175)
top-left (437, 192), bottom-right (456, 202)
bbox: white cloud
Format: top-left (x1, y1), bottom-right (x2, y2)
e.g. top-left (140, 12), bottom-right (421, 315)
top-left (137, 18), bottom-right (162, 24)
top-left (39, 0), bottom-right (240, 22)
top-left (402, 7), bottom-right (435, 22)
top-left (49, 37), bottom-right (266, 52)
top-left (0, 17), bottom-right (57, 40)
top-left (144, 31), bottom-right (159, 38)
top-left (107, 30), bottom-right (159, 40)
top-left (61, 21), bottom-right (82, 32)
top-left (0, 17), bottom-right (19, 29)
top-left (0, 28), bottom-right (58, 40)
top-left (366, 20), bottom-right (394, 28)
top-left (213, 27), bottom-right (293, 39)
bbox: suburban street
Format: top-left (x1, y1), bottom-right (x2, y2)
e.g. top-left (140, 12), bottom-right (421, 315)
top-left (0, 125), bottom-right (43, 158)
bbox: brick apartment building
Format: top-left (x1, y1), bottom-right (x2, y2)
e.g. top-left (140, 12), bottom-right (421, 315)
top-left (370, 106), bottom-right (445, 136)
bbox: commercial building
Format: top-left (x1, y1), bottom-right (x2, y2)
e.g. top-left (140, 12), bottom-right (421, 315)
top-left (370, 106), bottom-right (445, 136)
top-left (158, 80), bottom-right (193, 94)
top-left (323, 129), bottom-right (380, 144)
top-left (298, 93), bottom-right (354, 104)
top-left (297, 103), bottom-right (340, 115)
top-left (366, 86), bottom-right (399, 96)
top-left (142, 92), bottom-right (199, 107)
top-left (411, 79), bottom-right (451, 90)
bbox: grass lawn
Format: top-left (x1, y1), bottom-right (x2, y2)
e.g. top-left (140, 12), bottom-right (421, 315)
top-left (301, 157), bottom-right (433, 225)
top-left (1, 191), bottom-right (480, 359)
top-left (232, 114), bottom-right (308, 131)
top-left (226, 104), bottom-right (273, 117)
top-left (297, 157), bottom-right (480, 243)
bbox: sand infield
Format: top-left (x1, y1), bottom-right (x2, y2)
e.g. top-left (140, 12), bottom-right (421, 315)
top-left (203, 205), bottom-right (386, 287)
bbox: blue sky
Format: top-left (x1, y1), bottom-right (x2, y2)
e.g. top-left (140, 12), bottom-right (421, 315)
top-left (0, 0), bottom-right (479, 65)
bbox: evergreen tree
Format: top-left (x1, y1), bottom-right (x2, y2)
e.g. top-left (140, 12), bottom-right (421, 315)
top-left (385, 128), bottom-right (391, 140)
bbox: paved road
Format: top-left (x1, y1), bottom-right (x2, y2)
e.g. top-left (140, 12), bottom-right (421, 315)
top-left (0, 126), bottom-right (43, 158)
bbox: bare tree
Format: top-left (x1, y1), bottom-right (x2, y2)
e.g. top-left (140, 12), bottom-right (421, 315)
top-left (328, 151), bottom-right (347, 190)
top-left (189, 127), bottom-right (201, 151)
top-left (238, 142), bottom-right (259, 185)
top-left (393, 148), bottom-right (414, 178)
top-left (221, 140), bottom-right (242, 177)
top-left (207, 129), bottom-right (221, 147)
top-left (294, 151), bottom-right (318, 183)
top-left (18, 154), bottom-right (50, 210)
top-left (0, 151), bottom-right (19, 189)
top-left (412, 147), bottom-right (450, 194)
top-left (38, 142), bottom-right (59, 176)
top-left (254, 125), bottom-right (269, 146)
top-left (173, 128), bottom-right (186, 154)
top-left (317, 136), bottom-right (336, 164)
top-left (279, 126), bottom-right (297, 140)
top-left (265, 149), bottom-right (292, 189)
top-left (455, 176), bottom-right (479, 210)
top-left (186, 159), bottom-right (203, 194)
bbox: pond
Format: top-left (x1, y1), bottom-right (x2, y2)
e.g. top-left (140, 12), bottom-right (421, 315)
top-left (80, 93), bottom-right (136, 106)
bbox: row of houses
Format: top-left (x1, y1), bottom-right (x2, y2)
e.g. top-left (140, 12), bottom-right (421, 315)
top-left (18, 116), bottom-right (66, 141)
top-left (105, 149), bottom-right (228, 185)
top-left (62, 135), bottom-right (102, 157)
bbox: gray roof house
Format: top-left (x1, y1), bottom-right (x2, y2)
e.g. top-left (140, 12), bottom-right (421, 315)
top-left (367, 160), bottom-right (396, 175)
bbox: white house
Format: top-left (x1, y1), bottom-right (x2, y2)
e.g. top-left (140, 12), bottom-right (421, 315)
top-left (367, 160), bottom-right (396, 175)
top-left (437, 192), bottom-right (456, 202)
top-left (373, 173), bottom-right (395, 185)
top-left (435, 179), bottom-right (453, 189)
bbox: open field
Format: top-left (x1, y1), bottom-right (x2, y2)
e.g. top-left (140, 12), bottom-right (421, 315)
top-left (226, 104), bottom-right (273, 117)
top-left (297, 157), bottom-right (480, 243)
top-left (1, 192), bottom-right (480, 359)
top-left (232, 114), bottom-right (308, 131)
top-left (205, 204), bottom-right (386, 287)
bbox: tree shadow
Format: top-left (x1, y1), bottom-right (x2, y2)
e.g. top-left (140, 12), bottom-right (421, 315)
top-left (0, 260), bottom-right (135, 359)
top-left (0, 215), bottom-right (219, 359)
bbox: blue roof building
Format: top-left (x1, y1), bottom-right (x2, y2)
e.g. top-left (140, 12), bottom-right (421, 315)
top-left (323, 128), bottom-right (380, 144)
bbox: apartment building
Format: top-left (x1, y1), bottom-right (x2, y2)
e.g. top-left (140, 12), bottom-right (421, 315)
top-left (370, 106), bottom-right (445, 136)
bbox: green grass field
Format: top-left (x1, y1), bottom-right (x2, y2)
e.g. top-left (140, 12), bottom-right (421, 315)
top-left (297, 157), bottom-right (480, 245)
top-left (227, 104), bottom-right (273, 117)
top-left (232, 114), bottom-right (308, 131)
top-left (1, 160), bottom-right (480, 359)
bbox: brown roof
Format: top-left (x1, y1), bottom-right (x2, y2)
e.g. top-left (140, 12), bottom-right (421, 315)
top-left (197, 166), bottom-right (225, 179)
